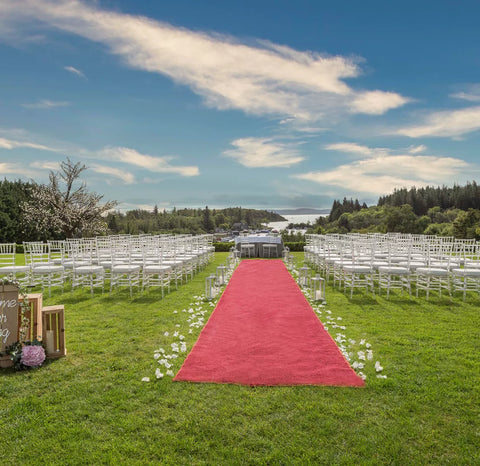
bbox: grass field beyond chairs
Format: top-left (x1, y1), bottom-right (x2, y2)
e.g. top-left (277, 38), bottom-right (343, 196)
top-left (1, 252), bottom-right (479, 464)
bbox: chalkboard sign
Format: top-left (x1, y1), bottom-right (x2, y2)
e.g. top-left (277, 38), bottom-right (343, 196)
top-left (0, 284), bottom-right (19, 358)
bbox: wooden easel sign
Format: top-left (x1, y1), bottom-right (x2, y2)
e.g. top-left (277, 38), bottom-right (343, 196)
top-left (0, 284), bottom-right (19, 367)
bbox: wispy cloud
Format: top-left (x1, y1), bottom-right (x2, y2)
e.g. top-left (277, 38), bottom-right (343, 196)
top-left (90, 164), bottom-right (135, 184)
top-left (294, 144), bottom-right (472, 195)
top-left (223, 137), bottom-right (305, 168)
top-left (408, 144), bottom-right (427, 154)
top-left (0, 0), bottom-right (409, 122)
top-left (30, 161), bottom-right (62, 171)
top-left (0, 136), bottom-right (57, 151)
top-left (21, 99), bottom-right (70, 109)
top-left (397, 106), bottom-right (480, 138)
top-left (64, 65), bottom-right (86, 78)
top-left (100, 147), bottom-right (199, 177)
top-left (0, 162), bottom-right (39, 178)
top-left (450, 84), bottom-right (480, 102)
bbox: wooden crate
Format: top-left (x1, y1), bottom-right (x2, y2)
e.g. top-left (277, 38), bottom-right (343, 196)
top-left (18, 293), bottom-right (43, 342)
top-left (42, 305), bottom-right (66, 358)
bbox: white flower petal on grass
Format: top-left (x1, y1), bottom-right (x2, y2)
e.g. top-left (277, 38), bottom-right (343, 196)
top-left (367, 350), bottom-right (373, 360)
top-left (153, 353), bottom-right (161, 360)
top-left (376, 374), bottom-right (387, 379)
top-left (360, 339), bottom-right (366, 346)
top-left (173, 311), bottom-right (178, 314)
top-left (166, 370), bottom-right (175, 377)
top-left (359, 372), bottom-right (367, 380)
top-left (365, 343), bottom-right (372, 349)
top-left (164, 331), bottom-right (169, 337)
top-left (375, 361), bottom-right (383, 372)
top-left (357, 351), bottom-right (366, 361)
top-left (141, 377), bottom-right (150, 382)
top-left (155, 368), bottom-right (164, 379)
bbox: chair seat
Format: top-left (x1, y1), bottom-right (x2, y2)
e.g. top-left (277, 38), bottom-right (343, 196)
top-left (32, 265), bottom-right (64, 274)
top-left (74, 265), bottom-right (105, 274)
top-left (342, 265), bottom-right (371, 273)
top-left (451, 268), bottom-right (480, 277)
top-left (416, 267), bottom-right (450, 276)
top-left (378, 266), bottom-right (410, 275)
top-left (144, 265), bottom-right (172, 273)
top-left (0, 265), bottom-right (30, 273)
top-left (111, 264), bottom-right (141, 273)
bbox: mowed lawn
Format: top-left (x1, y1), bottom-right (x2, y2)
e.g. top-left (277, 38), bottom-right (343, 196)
top-left (1, 252), bottom-right (479, 465)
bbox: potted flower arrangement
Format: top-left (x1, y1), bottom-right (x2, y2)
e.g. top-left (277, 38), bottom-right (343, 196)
top-left (0, 278), bottom-right (46, 370)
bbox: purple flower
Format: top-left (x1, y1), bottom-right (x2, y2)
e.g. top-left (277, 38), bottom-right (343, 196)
top-left (20, 345), bottom-right (46, 367)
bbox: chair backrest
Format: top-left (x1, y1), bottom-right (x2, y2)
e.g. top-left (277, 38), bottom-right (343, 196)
top-left (0, 243), bottom-right (16, 267)
top-left (24, 242), bottom-right (51, 267)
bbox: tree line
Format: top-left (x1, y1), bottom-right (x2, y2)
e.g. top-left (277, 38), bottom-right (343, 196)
top-left (106, 207), bottom-right (284, 236)
top-left (311, 183), bottom-right (480, 239)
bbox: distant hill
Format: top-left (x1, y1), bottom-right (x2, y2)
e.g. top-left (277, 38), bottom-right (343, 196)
top-left (274, 208), bottom-right (330, 215)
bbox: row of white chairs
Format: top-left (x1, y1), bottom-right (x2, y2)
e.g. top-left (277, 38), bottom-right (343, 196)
top-left (0, 234), bottom-right (215, 298)
top-left (304, 233), bottom-right (480, 300)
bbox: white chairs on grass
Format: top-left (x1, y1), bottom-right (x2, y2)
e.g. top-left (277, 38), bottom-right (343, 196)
top-left (341, 239), bottom-right (375, 298)
top-left (451, 242), bottom-right (480, 300)
top-left (69, 240), bottom-right (105, 296)
top-left (0, 243), bottom-right (30, 284)
top-left (415, 240), bottom-right (453, 300)
top-left (377, 239), bottom-right (412, 298)
top-left (24, 242), bottom-right (65, 297)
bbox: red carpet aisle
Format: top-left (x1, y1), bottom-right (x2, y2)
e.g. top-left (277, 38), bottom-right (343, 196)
top-left (174, 260), bottom-right (365, 387)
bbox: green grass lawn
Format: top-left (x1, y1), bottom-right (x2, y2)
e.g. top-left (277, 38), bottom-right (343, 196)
top-left (1, 252), bottom-right (479, 465)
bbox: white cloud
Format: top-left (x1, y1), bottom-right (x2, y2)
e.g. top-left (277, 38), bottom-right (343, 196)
top-left (294, 144), bottom-right (471, 195)
top-left (0, 136), bottom-right (57, 151)
top-left (325, 142), bottom-right (375, 157)
top-left (0, 0), bottom-right (409, 121)
top-left (30, 161), bottom-right (61, 171)
top-left (450, 84), bottom-right (480, 102)
top-left (223, 137), bottom-right (305, 168)
top-left (0, 162), bottom-right (38, 178)
top-left (450, 92), bottom-right (480, 102)
top-left (397, 106), bottom-right (480, 138)
top-left (100, 147), bottom-right (199, 177)
top-left (64, 65), bottom-right (86, 78)
top-left (21, 99), bottom-right (70, 109)
top-left (90, 164), bottom-right (135, 184)
top-left (408, 144), bottom-right (427, 154)
top-left (350, 90), bottom-right (411, 115)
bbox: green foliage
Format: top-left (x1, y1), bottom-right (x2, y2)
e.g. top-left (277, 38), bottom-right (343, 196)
top-left (214, 242), bottom-right (234, 252)
top-left (0, 179), bottom-right (40, 242)
top-left (104, 207), bottom-right (285, 235)
top-left (378, 181), bottom-right (480, 215)
top-left (453, 209), bottom-right (480, 239)
top-left (284, 241), bottom-right (305, 251)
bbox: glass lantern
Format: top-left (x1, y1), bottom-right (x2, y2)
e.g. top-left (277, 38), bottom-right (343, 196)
top-left (311, 275), bottom-right (326, 301)
top-left (205, 274), bottom-right (217, 300)
top-left (216, 265), bottom-right (226, 286)
top-left (299, 266), bottom-right (310, 287)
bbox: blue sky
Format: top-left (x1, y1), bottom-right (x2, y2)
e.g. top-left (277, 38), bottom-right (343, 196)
top-left (1, 0), bottom-right (480, 212)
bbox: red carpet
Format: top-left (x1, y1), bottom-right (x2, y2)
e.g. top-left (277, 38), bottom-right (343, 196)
top-left (174, 260), bottom-right (365, 387)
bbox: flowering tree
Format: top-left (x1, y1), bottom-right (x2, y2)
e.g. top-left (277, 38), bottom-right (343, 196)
top-left (22, 158), bottom-right (117, 238)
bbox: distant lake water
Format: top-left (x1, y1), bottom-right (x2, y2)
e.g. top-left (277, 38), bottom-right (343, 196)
top-left (267, 214), bottom-right (326, 231)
